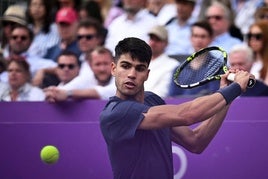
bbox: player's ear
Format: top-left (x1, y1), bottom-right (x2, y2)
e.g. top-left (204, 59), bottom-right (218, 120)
top-left (111, 62), bottom-right (116, 76)
top-left (144, 69), bottom-right (150, 81)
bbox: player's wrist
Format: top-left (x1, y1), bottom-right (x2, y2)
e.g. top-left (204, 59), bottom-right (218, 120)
top-left (216, 82), bottom-right (242, 105)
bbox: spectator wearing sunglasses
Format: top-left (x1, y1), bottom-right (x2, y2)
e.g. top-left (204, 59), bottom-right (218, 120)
top-left (0, 5), bottom-right (27, 54)
top-left (44, 46), bottom-right (116, 101)
top-left (246, 21), bottom-right (268, 85)
top-left (205, 1), bottom-right (242, 53)
top-left (0, 25), bottom-right (56, 83)
top-left (56, 51), bottom-right (81, 87)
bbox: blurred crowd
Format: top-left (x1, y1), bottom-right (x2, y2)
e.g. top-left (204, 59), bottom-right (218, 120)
top-left (0, 0), bottom-right (268, 101)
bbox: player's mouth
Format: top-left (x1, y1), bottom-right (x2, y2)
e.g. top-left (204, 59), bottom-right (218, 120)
top-left (124, 81), bottom-right (136, 89)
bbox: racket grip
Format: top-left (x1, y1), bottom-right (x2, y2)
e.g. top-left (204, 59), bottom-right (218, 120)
top-left (227, 73), bottom-right (255, 88)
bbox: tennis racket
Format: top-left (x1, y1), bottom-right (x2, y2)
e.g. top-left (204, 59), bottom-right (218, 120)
top-left (173, 46), bottom-right (255, 89)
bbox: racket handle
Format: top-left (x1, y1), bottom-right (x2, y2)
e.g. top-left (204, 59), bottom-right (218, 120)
top-left (227, 73), bottom-right (255, 88)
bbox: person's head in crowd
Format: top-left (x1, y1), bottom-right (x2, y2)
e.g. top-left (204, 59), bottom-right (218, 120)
top-left (254, 6), bottom-right (268, 23)
top-left (190, 21), bottom-right (213, 52)
top-left (147, 0), bottom-right (165, 16)
top-left (56, 50), bottom-right (80, 85)
top-left (0, 5), bottom-right (27, 48)
top-left (7, 57), bottom-right (31, 90)
top-left (9, 25), bottom-right (34, 55)
top-left (26, 0), bottom-right (54, 34)
top-left (56, 7), bottom-right (78, 43)
top-left (247, 21), bottom-right (268, 80)
top-left (205, 1), bottom-right (231, 37)
top-left (246, 21), bottom-right (268, 56)
top-left (79, 1), bottom-right (103, 24)
top-left (148, 25), bottom-right (168, 59)
top-left (175, 0), bottom-right (196, 22)
top-left (228, 44), bottom-right (254, 72)
top-left (86, 46), bottom-right (114, 86)
top-left (77, 18), bottom-right (104, 54)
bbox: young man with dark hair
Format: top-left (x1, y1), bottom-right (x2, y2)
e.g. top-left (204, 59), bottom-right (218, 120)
top-left (100, 37), bottom-right (253, 178)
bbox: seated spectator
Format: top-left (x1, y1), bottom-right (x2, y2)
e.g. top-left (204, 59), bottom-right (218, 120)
top-left (44, 7), bottom-right (81, 61)
top-left (246, 21), bottom-right (268, 84)
top-left (0, 4), bottom-right (27, 54)
top-left (44, 46), bottom-right (116, 101)
top-left (26, 0), bottom-right (60, 57)
top-left (0, 25), bottom-right (56, 82)
top-left (168, 20), bottom-right (219, 97)
top-left (205, 1), bottom-right (242, 53)
top-left (228, 44), bottom-right (268, 96)
top-left (56, 51), bottom-right (81, 87)
top-left (0, 57), bottom-right (45, 101)
top-left (144, 25), bottom-right (179, 98)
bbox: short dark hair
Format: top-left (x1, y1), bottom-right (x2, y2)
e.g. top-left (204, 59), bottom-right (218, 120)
top-left (114, 37), bottom-right (152, 66)
top-left (56, 50), bottom-right (81, 67)
top-left (191, 20), bottom-right (213, 37)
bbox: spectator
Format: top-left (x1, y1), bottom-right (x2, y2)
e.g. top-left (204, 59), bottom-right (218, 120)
top-left (144, 25), bottom-right (179, 98)
top-left (228, 44), bottom-right (268, 96)
top-left (205, 1), bottom-right (242, 53)
top-left (26, 0), bottom-right (60, 57)
top-left (44, 7), bottom-right (81, 61)
top-left (103, 0), bottom-right (124, 28)
top-left (165, 0), bottom-right (197, 56)
top-left (246, 21), bottom-right (268, 85)
top-left (56, 51), bottom-right (81, 87)
top-left (0, 25), bottom-right (56, 82)
top-left (105, 0), bottom-right (158, 53)
top-left (32, 18), bottom-right (105, 89)
top-left (0, 5), bottom-right (27, 54)
top-left (168, 20), bottom-right (219, 97)
top-left (44, 46), bottom-right (116, 101)
top-left (0, 57), bottom-right (45, 101)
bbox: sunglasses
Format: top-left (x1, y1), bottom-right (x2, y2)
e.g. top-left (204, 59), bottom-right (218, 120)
top-left (206, 15), bottom-right (224, 21)
top-left (247, 33), bottom-right (263, 40)
top-left (77, 34), bottom-right (96, 41)
top-left (11, 35), bottom-right (29, 41)
top-left (2, 21), bottom-right (17, 27)
top-left (58, 64), bottom-right (77, 70)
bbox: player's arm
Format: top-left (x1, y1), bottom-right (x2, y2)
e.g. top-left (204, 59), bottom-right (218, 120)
top-left (139, 71), bottom-right (251, 130)
top-left (170, 104), bottom-right (229, 154)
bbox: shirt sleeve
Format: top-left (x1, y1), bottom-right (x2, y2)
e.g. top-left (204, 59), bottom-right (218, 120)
top-left (100, 100), bottom-right (150, 142)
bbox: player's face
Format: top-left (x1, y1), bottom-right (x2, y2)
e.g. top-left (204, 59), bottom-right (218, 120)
top-left (112, 53), bottom-right (149, 100)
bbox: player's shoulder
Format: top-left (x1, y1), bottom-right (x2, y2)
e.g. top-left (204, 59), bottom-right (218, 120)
top-left (144, 91), bottom-right (166, 105)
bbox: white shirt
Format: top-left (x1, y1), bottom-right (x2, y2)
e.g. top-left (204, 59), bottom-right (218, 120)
top-left (144, 54), bottom-right (180, 98)
top-left (0, 83), bottom-right (45, 101)
top-left (165, 17), bottom-right (196, 56)
top-left (105, 9), bottom-right (158, 53)
top-left (93, 77), bottom-right (116, 100)
top-left (155, 3), bottom-right (177, 25)
top-left (58, 61), bottom-right (96, 90)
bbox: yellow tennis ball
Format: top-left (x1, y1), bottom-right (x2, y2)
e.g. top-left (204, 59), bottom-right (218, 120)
top-left (40, 145), bottom-right (60, 164)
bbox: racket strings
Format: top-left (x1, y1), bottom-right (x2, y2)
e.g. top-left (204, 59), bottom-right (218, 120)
top-left (176, 50), bottom-right (225, 85)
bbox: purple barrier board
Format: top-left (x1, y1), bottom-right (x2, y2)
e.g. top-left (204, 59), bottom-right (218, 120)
top-left (0, 98), bottom-right (268, 179)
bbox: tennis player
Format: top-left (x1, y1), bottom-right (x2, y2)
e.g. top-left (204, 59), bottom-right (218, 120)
top-left (100, 37), bottom-right (252, 179)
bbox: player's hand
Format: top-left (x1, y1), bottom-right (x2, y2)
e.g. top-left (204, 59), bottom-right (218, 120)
top-left (233, 70), bottom-right (255, 92)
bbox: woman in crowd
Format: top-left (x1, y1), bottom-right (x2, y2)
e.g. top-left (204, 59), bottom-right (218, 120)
top-left (26, 0), bottom-right (60, 57)
top-left (247, 20), bottom-right (268, 85)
